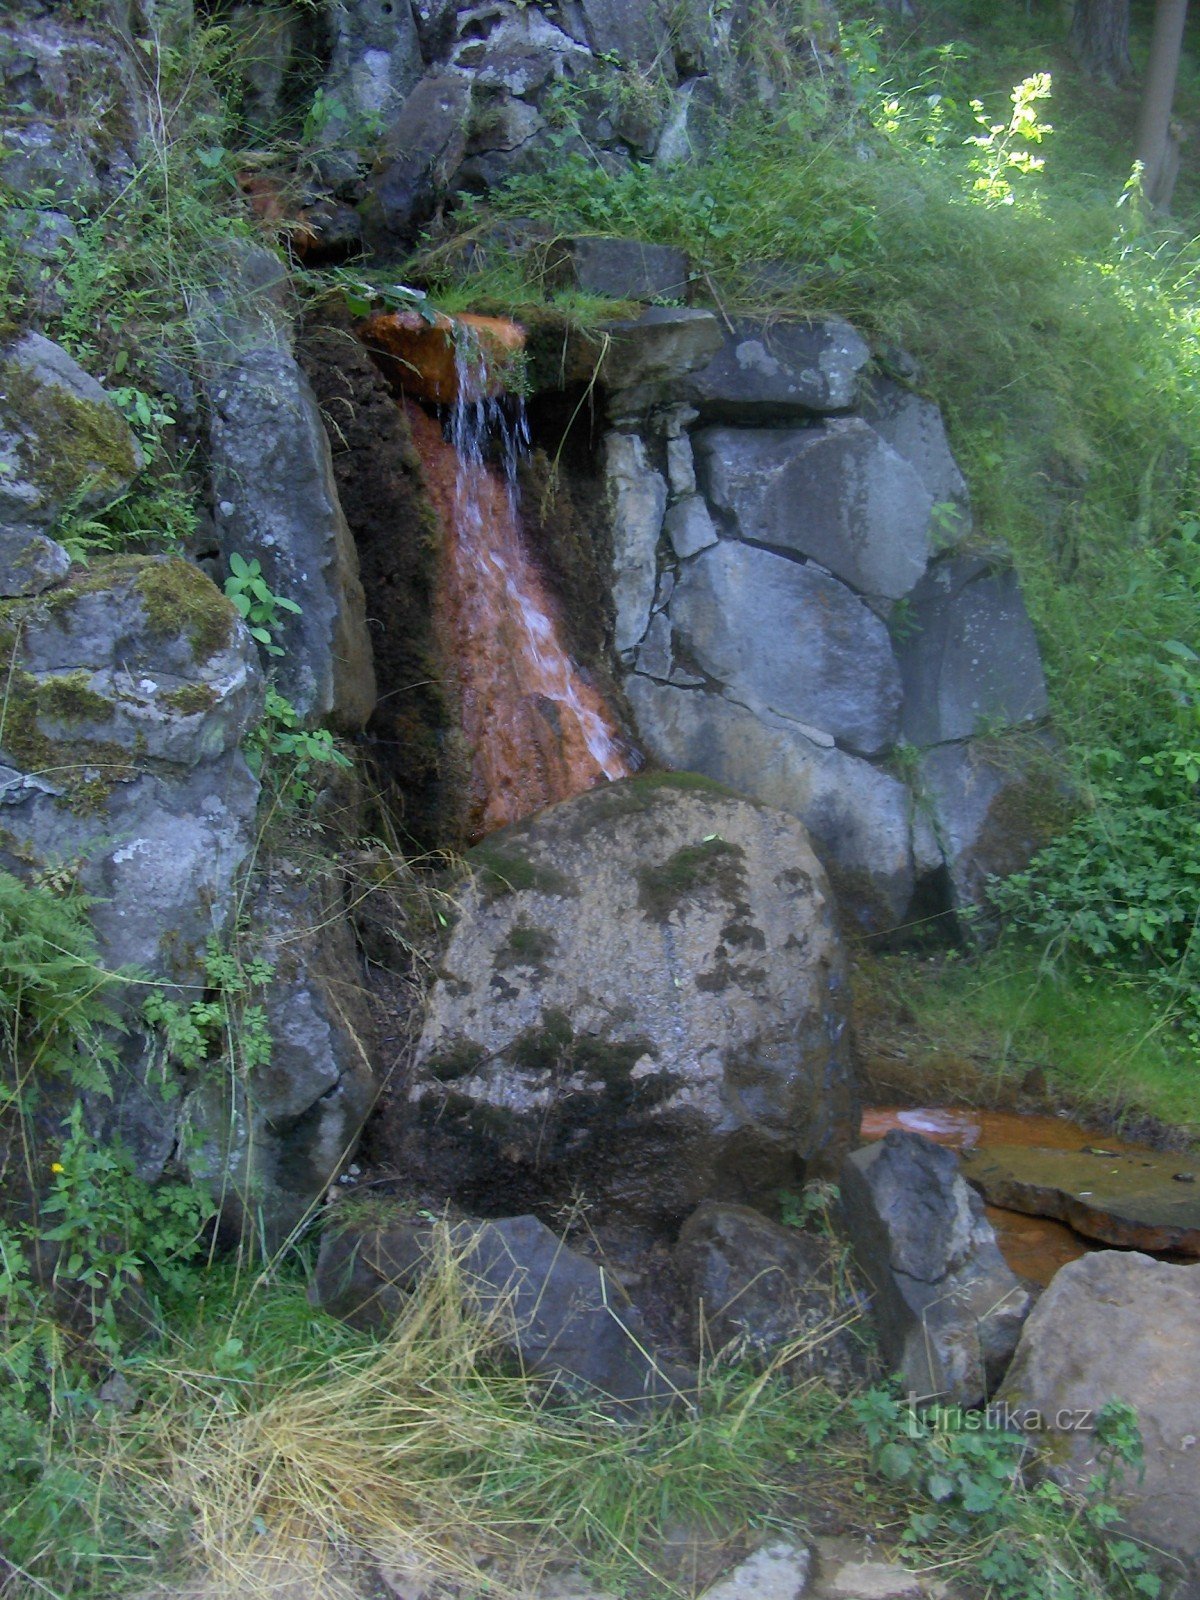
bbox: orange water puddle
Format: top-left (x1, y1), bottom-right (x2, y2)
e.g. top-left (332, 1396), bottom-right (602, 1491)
top-left (859, 1106), bottom-right (1142, 1285)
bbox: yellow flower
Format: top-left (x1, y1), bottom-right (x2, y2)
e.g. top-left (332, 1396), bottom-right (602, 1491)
top-left (50, 1162), bottom-right (64, 1174)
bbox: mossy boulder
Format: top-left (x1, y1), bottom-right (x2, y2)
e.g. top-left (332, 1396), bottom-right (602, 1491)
top-left (406, 774), bottom-right (857, 1229)
top-left (0, 554), bottom-right (264, 1175)
top-left (0, 331), bottom-right (142, 538)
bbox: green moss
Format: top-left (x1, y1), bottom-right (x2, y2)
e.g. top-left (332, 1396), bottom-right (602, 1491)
top-left (638, 837), bottom-right (748, 921)
top-left (470, 841), bottom-right (574, 902)
top-left (0, 355), bottom-right (139, 508)
top-left (163, 682), bottom-right (219, 716)
top-left (425, 1039), bottom-right (489, 1083)
top-left (35, 671), bottom-right (114, 725)
top-left (496, 919), bottom-right (558, 971)
top-left (134, 559), bottom-right (236, 664)
top-left (508, 1007), bottom-right (669, 1114)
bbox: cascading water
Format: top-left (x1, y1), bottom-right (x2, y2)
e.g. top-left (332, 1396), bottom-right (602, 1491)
top-left (407, 327), bottom-right (632, 839)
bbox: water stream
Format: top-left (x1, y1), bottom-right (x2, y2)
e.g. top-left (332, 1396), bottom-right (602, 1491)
top-left (407, 331), bottom-right (632, 839)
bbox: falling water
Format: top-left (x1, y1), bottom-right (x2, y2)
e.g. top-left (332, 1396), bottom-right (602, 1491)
top-left (409, 328), bottom-right (632, 839)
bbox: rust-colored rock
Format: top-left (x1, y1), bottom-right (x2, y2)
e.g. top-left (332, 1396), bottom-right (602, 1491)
top-left (360, 310), bottom-right (525, 403)
top-left (961, 1144), bottom-right (1200, 1255)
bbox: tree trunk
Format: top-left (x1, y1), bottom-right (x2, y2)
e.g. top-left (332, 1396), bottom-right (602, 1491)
top-left (1136, 0), bottom-right (1189, 209)
top-left (1070, 0), bottom-right (1133, 83)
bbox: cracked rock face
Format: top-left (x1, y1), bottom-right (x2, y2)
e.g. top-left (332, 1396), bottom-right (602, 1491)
top-left (606, 317), bottom-right (1052, 939)
top-left (839, 1131), bottom-right (1033, 1407)
top-left (405, 774), bottom-right (857, 1230)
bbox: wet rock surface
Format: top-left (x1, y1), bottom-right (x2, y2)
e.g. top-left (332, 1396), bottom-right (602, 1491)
top-left (961, 1143), bottom-right (1200, 1255)
top-left (840, 1131), bottom-right (1033, 1407)
top-left (998, 1251), bottom-right (1200, 1578)
top-left (405, 774), bottom-right (857, 1229)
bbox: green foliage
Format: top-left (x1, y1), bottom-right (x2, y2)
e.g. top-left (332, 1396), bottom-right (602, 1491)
top-left (0, 870), bottom-right (124, 1102)
top-left (223, 552), bottom-right (303, 656)
top-left (246, 684), bottom-right (353, 808)
top-left (142, 934), bottom-right (275, 1094)
top-left (852, 1387), bottom-right (1161, 1598)
top-left (966, 70), bottom-right (1054, 206)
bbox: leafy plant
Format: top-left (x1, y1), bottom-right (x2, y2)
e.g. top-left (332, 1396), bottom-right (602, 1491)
top-left (223, 553), bottom-right (302, 656)
top-left (142, 934), bottom-right (275, 1092)
top-left (967, 71), bottom-right (1054, 207)
top-left (245, 684), bottom-right (353, 807)
top-left (852, 1387), bottom-right (1162, 1598)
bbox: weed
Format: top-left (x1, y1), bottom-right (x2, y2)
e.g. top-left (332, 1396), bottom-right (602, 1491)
top-left (223, 552), bottom-right (302, 657)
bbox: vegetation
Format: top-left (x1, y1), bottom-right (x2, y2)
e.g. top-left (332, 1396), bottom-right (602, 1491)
top-left (0, 0), bottom-right (1197, 1595)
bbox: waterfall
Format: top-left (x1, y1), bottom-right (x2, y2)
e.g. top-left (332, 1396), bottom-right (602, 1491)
top-left (407, 327), bottom-right (632, 839)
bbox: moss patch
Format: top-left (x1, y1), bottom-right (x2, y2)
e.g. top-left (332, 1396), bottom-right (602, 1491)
top-left (34, 670), bottom-right (114, 725)
top-left (508, 1006), bottom-right (669, 1115)
top-left (162, 682), bottom-right (220, 716)
top-left (133, 559), bottom-right (236, 664)
top-left (496, 919), bottom-right (557, 971)
top-left (638, 837), bottom-right (747, 921)
top-left (470, 840), bottom-right (574, 902)
top-left (0, 353), bottom-right (139, 510)
top-left (425, 1038), bottom-right (489, 1083)
top-left (0, 662), bottom-right (134, 809)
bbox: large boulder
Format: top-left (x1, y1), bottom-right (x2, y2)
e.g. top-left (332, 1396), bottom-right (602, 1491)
top-left (860, 376), bottom-right (970, 544)
top-left (407, 774), bottom-right (857, 1229)
top-left (370, 72), bottom-right (472, 241)
top-left (313, 1210), bottom-right (694, 1409)
top-left (682, 317), bottom-right (871, 420)
top-left (840, 1131), bottom-right (1033, 1407)
top-left (626, 677), bottom-right (931, 935)
top-left (601, 308), bottom-right (724, 417)
top-left (208, 347), bottom-right (376, 731)
top-left (181, 861), bottom-right (378, 1252)
top-left (998, 1252), bottom-right (1200, 1579)
top-left (0, 556), bottom-right (264, 1175)
top-left (0, 331), bottom-right (143, 596)
top-left (674, 1200), bottom-right (867, 1386)
top-left (916, 732), bottom-right (1065, 934)
top-left (896, 553), bottom-right (1047, 746)
top-left (668, 542), bottom-right (902, 756)
top-left (694, 421), bottom-right (934, 602)
top-left (322, 0), bottom-right (424, 141)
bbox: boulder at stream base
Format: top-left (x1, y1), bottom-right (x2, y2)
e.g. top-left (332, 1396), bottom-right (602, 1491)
top-left (840, 1131), bottom-right (1033, 1408)
top-left (961, 1143), bottom-right (1200, 1255)
top-left (998, 1252), bottom-right (1200, 1582)
top-left (313, 1211), bottom-right (694, 1411)
top-left (406, 774), bottom-right (857, 1229)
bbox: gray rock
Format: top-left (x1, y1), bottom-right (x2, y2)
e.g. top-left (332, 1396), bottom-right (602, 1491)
top-left (190, 240), bottom-right (292, 366)
top-left (998, 1252), bottom-right (1200, 1578)
top-left (668, 542), bottom-right (902, 756)
top-left (408, 775), bottom-right (857, 1229)
top-left (0, 331), bottom-right (143, 536)
top-left (917, 733), bottom-right (1063, 932)
top-left (0, 120), bottom-right (99, 212)
top-left (182, 863), bottom-right (377, 1252)
top-left (683, 317), bottom-right (870, 420)
top-left (675, 1201), bottom-right (864, 1384)
top-left (452, 9), bottom-right (590, 94)
top-left (0, 558), bottom-right (264, 1177)
top-left (603, 431), bottom-right (667, 655)
top-left (558, 237), bottom-right (691, 301)
top-left (897, 554), bottom-right (1048, 746)
top-left (0, 557), bottom-right (263, 979)
top-left (323, 0), bottom-right (424, 138)
top-left (0, 527), bottom-right (70, 596)
top-left (664, 494), bottom-right (718, 558)
top-left (371, 72), bottom-right (471, 240)
top-left (314, 1211), bottom-right (694, 1409)
top-left (700, 1539), bottom-right (812, 1600)
top-left (626, 677), bottom-right (922, 935)
top-left (208, 347), bottom-right (376, 731)
top-left (667, 433), bottom-right (697, 496)
top-left (636, 610), bottom-right (675, 679)
top-left (601, 308), bottom-right (724, 416)
top-left (861, 376), bottom-right (969, 544)
top-left (840, 1131), bottom-right (1032, 1407)
top-left (695, 421), bottom-right (933, 601)
top-left (564, 0), bottom-right (675, 67)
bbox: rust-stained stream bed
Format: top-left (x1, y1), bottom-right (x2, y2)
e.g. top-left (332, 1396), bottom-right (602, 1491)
top-left (860, 1107), bottom-right (1200, 1285)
